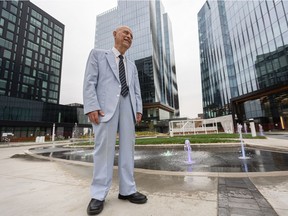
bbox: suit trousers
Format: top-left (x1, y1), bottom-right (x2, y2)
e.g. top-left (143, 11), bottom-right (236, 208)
top-left (91, 94), bottom-right (137, 201)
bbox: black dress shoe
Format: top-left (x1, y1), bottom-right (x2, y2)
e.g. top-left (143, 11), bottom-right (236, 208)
top-left (118, 192), bottom-right (147, 204)
top-left (87, 199), bottom-right (104, 215)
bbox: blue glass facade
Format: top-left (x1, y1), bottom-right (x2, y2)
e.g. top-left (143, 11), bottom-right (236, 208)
top-left (95, 0), bottom-right (179, 125)
top-left (0, 95), bottom-right (89, 139)
top-left (198, 0), bottom-right (288, 130)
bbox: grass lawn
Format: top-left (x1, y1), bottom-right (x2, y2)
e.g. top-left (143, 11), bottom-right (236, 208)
top-left (72, 133), bottom-right (266, 146)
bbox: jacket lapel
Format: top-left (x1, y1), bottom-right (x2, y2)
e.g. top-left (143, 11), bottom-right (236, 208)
top-left (127, 60), bottom-right (133, 87)
top-left (105, 50), bottom-right (120, 83)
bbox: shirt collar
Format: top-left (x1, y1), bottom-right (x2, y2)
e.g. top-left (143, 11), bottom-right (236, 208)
top-left (112, 47), bottom-right (125, 59)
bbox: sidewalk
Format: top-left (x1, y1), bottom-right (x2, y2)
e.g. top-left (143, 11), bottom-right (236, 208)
top-left (0, 135), bottom-right (287, 216)
top-left (244, 132), bottom-right (288, 152)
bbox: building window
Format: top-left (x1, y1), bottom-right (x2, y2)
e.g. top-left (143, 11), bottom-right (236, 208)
top-left (0, 18), bottom-right (4, 27)
top-left (41, 40), bottom-right (51, 49)
top-left (24, 66), bottom-right (31, 75)
top-left (27, 41), bottom-right (38, 51)
top-left (21, 85), bottom-right (28, 93)
top-left (52, 45), bottom-right (62, 54)
top-left (3, 50), bottom-right (11, 59)
top-left (49, 90), bottom-right (58, 99)
top-left (28, 32), bottom-right (35, 41)
top-left (26, 49), bottom-right (32, 58)
top-left (54, 24), bottom-right (63, 34)
top-left (53, 31), bottom-right (62, 40)
top-left (51, 68), bottom-right (60, 76)
top-left (7, 22), bottom-right (15, 32)
top-left (23, 76), bottom-right (35, 85)
top-left (6, 31), bottom-right (14, 41)
top-left (29, 24), bottom-right (35, 33)
top-left (44, 57), bottom-right (50, 64)
top-left (43, 17), bottom-right (48, 25)
top-left (11, 0), bottom-right (19, 6)
top-left (2, 9), bottom-right (16, 23)
top-left (50, 83), bottom-right (58, 91)
top-left (42, 81), bottom-right (47, 88)
top-left (43, 24), bottom-right (52, 34)
top-left (37, 71), bottom-right (48, 80)
top-left (0, 79), bottom-right (7, 89)
top-left (51, 60), bottom-right (60, 69)
top-left (42, 31), bottom-right (47, 40)
top-left (30, 17), bottom-right (41, 28)
top-left (10, 5), bottom-right (18, 15)
top-left (31, 9), bottom-right (42, 21)
top-left (53, 38), bottom-right (62, 47)
top-left (50, 75), bottom-right (59, 83)
top-left (52, 53), bottom-right (60, 61)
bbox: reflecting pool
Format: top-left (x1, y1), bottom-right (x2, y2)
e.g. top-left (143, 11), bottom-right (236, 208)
top-left (31, 146), bottom-right (288, 172)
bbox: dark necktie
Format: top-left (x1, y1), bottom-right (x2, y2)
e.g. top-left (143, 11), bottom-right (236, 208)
top-left (119, 55), bottom-right (129, 97)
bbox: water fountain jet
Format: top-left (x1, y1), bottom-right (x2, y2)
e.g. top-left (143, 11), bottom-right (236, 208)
top-left (238, 124), bottom-right (250, 160)
top-left (184, 140), bottom-right (195, 164)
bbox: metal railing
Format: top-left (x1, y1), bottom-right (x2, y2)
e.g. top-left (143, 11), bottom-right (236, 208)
top-left (169, 115), bottom-right (234, 137)
top-left (169, 119), bottom-right (218, 136)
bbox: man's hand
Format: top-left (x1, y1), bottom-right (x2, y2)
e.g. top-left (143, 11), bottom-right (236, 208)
top-left (88, 110), bottom-right (105, 124)
top-left (136, 112), bottom-right (142, 124)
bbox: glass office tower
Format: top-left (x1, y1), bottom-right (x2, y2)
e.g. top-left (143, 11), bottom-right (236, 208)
top-left (198, 0), bottom-right (288, 131)
top-left (0, 0), bottom-right (89, 140)
top-left (95, 0), bottom-right (180, 127)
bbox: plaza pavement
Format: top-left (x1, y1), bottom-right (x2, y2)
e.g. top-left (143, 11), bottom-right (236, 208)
top-left (0, 133), bottom-right (287, 216)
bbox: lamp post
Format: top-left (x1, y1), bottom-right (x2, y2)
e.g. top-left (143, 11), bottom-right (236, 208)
top-left (52, 123), bottom-right (55, 142)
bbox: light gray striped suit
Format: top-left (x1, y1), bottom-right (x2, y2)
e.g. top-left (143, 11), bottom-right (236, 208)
top-left (83, 48), bottom-right (142, 201)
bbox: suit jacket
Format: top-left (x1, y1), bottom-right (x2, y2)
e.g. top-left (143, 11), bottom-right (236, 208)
top-left (83, 48), bottom-right (142, 122)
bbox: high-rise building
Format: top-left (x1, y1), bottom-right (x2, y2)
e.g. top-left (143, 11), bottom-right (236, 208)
top-left (198, 0), bottom-right (288, 131)
top-left (0, 0), bottom-right (63, 103)
top-left (95, 0), bottom-right (179, 127)
top-left (0, 0), bottom-right (89, 140)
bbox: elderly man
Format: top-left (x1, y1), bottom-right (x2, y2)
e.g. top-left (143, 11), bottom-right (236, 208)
top-left (83, 26), bottom-right (147, 215)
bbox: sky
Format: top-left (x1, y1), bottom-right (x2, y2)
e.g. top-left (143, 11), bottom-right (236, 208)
top-left (30, 0), bottom-right (207, 118)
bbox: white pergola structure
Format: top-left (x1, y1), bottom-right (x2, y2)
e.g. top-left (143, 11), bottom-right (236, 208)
top-left (169, 115), bottom-right (234, 136)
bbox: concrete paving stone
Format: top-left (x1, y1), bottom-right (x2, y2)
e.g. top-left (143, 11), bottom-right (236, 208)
top-left (225, 181), bottom-right (247, 188)
top-left (228, 201), bottom-right (260, 210)
top-left (132, 173), bottom-right (218, 201)
top-left (261, 207), bottom-right (279, 216)
top-left (251, 191), bottom-right (274, 208)
top-left (218, 207), bottom-right (230, 216)
top-left (243, 178), bottom-right (258, 191)
top-left (230, 207), bottom-right (263, 216)
top-left (107, 196), bottom-right (217, 216)
top-left (218, 195), bottom-right (229, 208)
top-left (0, 170), bottom-right (88, 216)
top-left (226, 188), bottom-right (254, 199)
top-left (275, 209), bottom-right (288, 216)
top-left (218, 184), bottom-right (227, 193)
top-left (250, 176), bottom-right (288, 216)
top-left (218, 177), bottom-right (280, 216)
top-left (228, 197), bottom-right (257, 205)
top-left (224, 178), bottom-right (246, 184)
